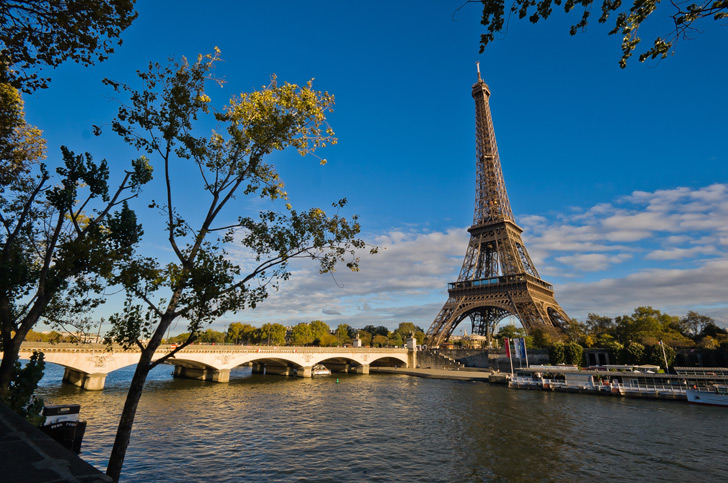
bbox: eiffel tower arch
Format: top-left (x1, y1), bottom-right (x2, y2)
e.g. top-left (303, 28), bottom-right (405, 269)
top-left (425, 64), bottom-right (570, 348)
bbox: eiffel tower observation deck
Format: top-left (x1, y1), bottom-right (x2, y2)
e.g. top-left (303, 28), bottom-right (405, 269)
top-left (426, 64), bottom-right (570, 348)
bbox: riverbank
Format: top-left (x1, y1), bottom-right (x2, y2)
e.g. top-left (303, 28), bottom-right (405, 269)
top-left (0, 403), bottom-right (110, 482)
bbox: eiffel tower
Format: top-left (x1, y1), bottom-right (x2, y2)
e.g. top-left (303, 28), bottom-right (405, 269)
top-left (425, 64), bottom-right (570, 347)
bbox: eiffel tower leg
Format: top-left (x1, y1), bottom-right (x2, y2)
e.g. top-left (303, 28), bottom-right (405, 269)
top-left (426, 297), bottom-right (467, 347)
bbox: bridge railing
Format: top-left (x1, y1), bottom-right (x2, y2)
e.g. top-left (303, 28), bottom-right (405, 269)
top-left (18, 343), bottom-right (408, 354)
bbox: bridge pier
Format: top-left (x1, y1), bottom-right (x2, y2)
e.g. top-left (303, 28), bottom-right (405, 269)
top-left (355, 364), bottom-right (370, 375)
top-left (296, 366), bottom-right (312, 377)
top-left (62, 368), bottom-right (107, 391)
top-left (265, 365), bottom-right (294, 376)
top-left (172, 365), bottom-right (230, 383)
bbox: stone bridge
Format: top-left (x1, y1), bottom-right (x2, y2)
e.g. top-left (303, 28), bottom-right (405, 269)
top-left (11, 343), bottom-right (415, 390)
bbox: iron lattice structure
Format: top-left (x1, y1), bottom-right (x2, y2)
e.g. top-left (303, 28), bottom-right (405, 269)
top-left (425, 65), bottom-right (570, 347)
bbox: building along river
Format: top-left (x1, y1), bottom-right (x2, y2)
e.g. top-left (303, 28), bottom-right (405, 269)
top-left (35, 363), bottom-right (728, 482)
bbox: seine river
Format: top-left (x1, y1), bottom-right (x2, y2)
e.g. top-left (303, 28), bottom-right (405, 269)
top-left (36, 364), bottom-right (727, 482)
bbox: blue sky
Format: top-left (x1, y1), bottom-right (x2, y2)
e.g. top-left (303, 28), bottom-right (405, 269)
top-left (23, 1), bottom-right (728, 333)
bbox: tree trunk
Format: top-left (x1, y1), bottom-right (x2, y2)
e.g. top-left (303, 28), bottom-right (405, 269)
top-left (105, 349), bottom-right (153, 482)
top-left (0, 334), bottom-right (23, 400)
top-left (106, 314), bottom-right (173, 481)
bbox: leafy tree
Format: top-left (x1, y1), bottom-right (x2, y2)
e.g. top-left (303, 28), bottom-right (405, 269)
top-left (563, 341), bottom-right (584, 366)
top-left (413, 330), bottom-right (426, 345)
top-left (316, 332), bottom-right (339, 347)
top-left (562, 319), bottom-right (588, 345)
top-left (372, 334), bottom-right (389, 347)
top-left (644, 343), bottom-right (676, 369)
top-left (0, 0), bottom-right (138, 92)
top-left (677, 311), bottom-right (714, 338)
top-left (198, 328), bottom-right (225, 344)
top-left (259, 323), bottom-right (286, 346)
top-left (334, 323), bottom-right (351, 344)
top-left (619, 341), bottom-right (645, 365)
top-left (0, 83), bottom-right (45, 184)
top-left (0, 145), bottom-right (149, 401)
top-left (100, 51), bottom-right (369, 480)
top-left (549, 342), bottom-right (566, 365)
top-left (226, 322), bottom-right (258, 344)
top-left (309, 320), bottom-right (331, 342)
top-left (528, 327), bottom-right (553, 348)
top-left (6, 351), bottom-right (44, 425)
top-left (226, 322), bottom-right (245, 344)
top-left (290, 322), bottom-right (313, 346)
top-left (394, 322), bottom-right (417, 338)
top-left (476, 0), bottom-right (728, 68)
top-left (585, 313), bottom-right (614, 337)
top-left (363, 324), bottom-right (388, 337)
top-left (495, 324), bottom-right (526, 341)
top-left (612, 306), bottom-right (689, 346)
top-left (388, 332), bottom-right (404, 347)
top-left (700, 320), bottom-right (728, 339)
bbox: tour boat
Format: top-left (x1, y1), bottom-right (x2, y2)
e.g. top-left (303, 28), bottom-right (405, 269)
top-left (687, 385), bottom-right (728, 407)
top-left (312, 364), bottom-right (331, 376)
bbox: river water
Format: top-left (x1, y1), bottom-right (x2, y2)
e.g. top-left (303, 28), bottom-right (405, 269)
top-left (35, 363), bottom-right (727, 482)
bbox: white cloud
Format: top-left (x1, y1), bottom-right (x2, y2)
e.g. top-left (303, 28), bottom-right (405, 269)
top-left (646, 246), bottom-right (717, 261)
top-left (555, 253), bottom-right (632, 271)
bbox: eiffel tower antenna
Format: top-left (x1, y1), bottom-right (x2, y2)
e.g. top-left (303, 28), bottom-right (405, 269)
top-left (425, 65), bottom-right (570, 348)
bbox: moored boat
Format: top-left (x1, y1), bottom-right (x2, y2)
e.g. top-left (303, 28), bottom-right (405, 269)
top-left (687, 385), bottom-right (728, 407)
top-left (312, 364), bottom-right (331, 376)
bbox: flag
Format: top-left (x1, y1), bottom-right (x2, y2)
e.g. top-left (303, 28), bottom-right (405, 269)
top-left (504, 337), bottom-right (511, 358)
top-left (518, 338), bottom-right (527, 359)
top-left (513, 338), bottom-right (522, 359)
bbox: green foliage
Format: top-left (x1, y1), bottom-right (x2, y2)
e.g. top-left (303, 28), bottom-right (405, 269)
top-left (391, 322), bottom-right (424, 345)
top-left (679, 311), bottom-right (715, 337)
top-left (477, 0), bottom-right (728, 67)
top-left (334, 324), bottom-right (352, 344)
top-left (259, 323), bottom-right (286, 346)
top-left (316, 332), bottom-right (339, 347)
top-left (290, 322), bottom-right (313, 346)
top-left (197, 329), bottom-right (225, 344)
top-left (619, 342), bottom-right (645, 365)
top-left (362, 325), bottom-right (389, 337)
top-left (0, 0), bottom-right (138, 92)
top-left (1, 140), bottom-right (148, 398)
top-left (495, 324), bottom-right (526, 341)
top-left (0, 83), bottom-right (45, 184)
top-left (529, 327), bottom-right (554, 348)
top-left (309, 320), bottom-right (331, 342)
top-left (549, 342), bottom-right (566, 365)
top-left (563, 341), bottom-right (584, 367)
top-left (5, 351), bottom-right (45, 425)
top-left (226, 322), bottom-right (256, 344)
top-left (372, 334), bottom-right (389, 347)
top-left (644, 343), bottom-right (676, 369)
top-left (388, 332), bottom-right (404, 347)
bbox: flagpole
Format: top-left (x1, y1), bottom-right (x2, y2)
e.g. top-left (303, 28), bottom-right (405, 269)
top-left (505, 337), bottom-right (514, 376)
top-left (523, 338), bottom-right (529, 368)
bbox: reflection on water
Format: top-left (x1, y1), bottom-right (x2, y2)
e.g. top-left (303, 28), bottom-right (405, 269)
top-left (35, 363), bottom-right (728, 482)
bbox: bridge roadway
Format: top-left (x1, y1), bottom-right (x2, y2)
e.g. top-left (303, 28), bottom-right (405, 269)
top-left (10, 343), bottom-right (415, 390)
